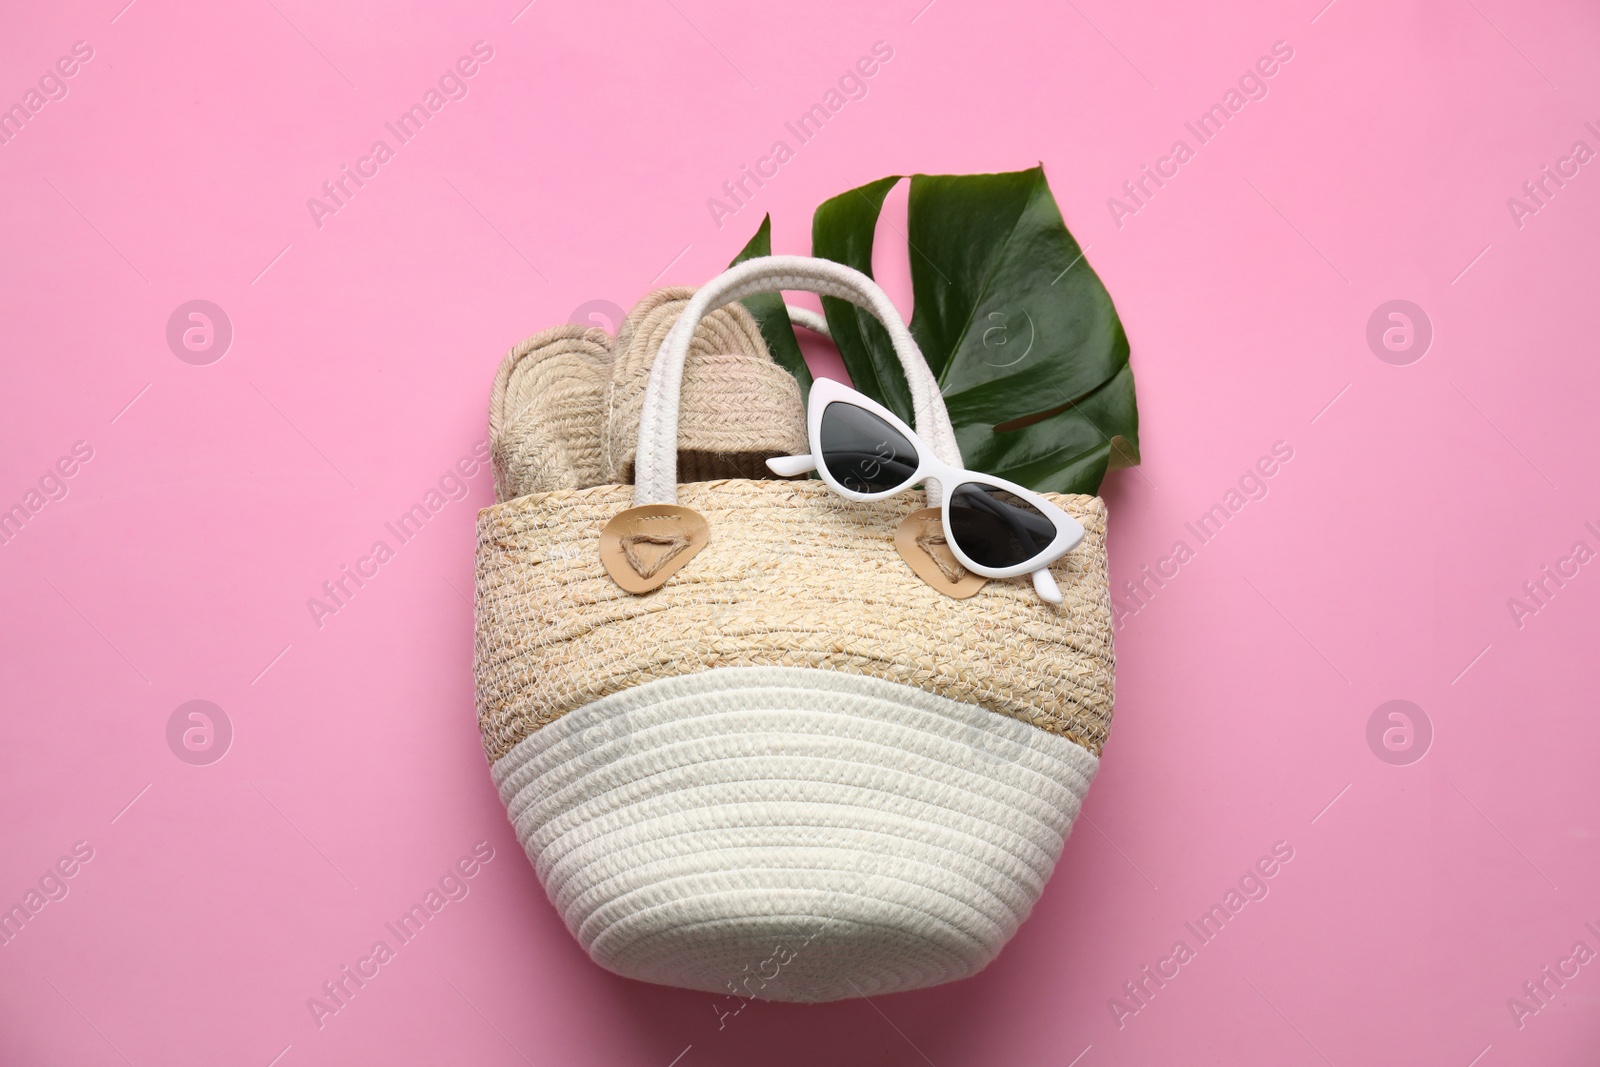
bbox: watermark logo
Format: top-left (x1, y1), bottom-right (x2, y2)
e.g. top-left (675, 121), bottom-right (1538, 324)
top-left (0, 439), bottom-right (94, 548)
top-left (550, 709), bottom-right (635, 785)
top-left (1366, 699), bottom-right (1431, 766)
top-left (1109, 840), bottom-right (1295, 1028)
top-left (1507, 522), bottom-right (1598, 630)
top-left (979, 308), bottom-right (1035, 368)
top-left (167, 700), bottom-right (232, 766)
top-left (0, 841), bottom-right (94, 948)
top-left (0, 40), bottom-right (95, 149)
top-left (1108, 40), bottom-right (1295, 229)
top-left (1508, 923), bottom-right (1600, 1030)
top-left (166, 300), bottom-right (233, 366)
top-left (1365, 300), bottom-right (1431, 366)
top-left (1114, 441), bottom-right (1295, 628)
top-left (305, 842), bottom-right (496, 1030)
top-left (713, 942), bottom-right (801, 1026)
top-left (306, 42), bottom-right (495, 230)
top-left (568, 299), bottom-right (627, 333)
top-left (1506, 124), bottom-right (1598, 230)
top-left (306, 442), bottom-right (490, 630)
top-left (959, 704), bottom-right (1028, 768)
top-left (709, 859), bottom-right (884, 1028)
top-left (517, 703), bottom-right (640, 830)
top-left (706, 41), bottom-right (895, 230)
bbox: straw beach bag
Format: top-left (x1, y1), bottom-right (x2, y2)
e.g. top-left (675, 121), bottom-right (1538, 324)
top-left (474, 256), bottom-right (1115, 1002)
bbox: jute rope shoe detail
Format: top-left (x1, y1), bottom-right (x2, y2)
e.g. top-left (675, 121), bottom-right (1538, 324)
top-left (474, 256), bottom-right (1116, 1001)
top-left (490, 292), bottom-right (805, 499)
top-left (489, 324), bottom-right (612, 498)
top-left (604, 287), bottom-right (806, 484)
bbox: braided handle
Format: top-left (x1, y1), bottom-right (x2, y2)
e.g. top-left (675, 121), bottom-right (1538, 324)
top-left (634, 256), bottom-right (959, 505)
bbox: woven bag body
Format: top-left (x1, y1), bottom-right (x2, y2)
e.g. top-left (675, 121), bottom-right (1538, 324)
top-left (475, 257), bottom-right (1115, 1002)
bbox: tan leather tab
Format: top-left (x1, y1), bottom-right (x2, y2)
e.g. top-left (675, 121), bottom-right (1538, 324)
top-left (894, 508), bottom-right (987, 599)
top-left (600, 505), bottom-right (709, 593)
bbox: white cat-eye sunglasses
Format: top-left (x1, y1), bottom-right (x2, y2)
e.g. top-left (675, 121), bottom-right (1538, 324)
top-left (767, 378), bottom-right (1085, 604)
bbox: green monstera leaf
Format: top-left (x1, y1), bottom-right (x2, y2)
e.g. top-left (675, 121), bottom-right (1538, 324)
top-left (729, 215), bottom-right (812, 400)
top-left (811, 166), bottom-right (1138, 495)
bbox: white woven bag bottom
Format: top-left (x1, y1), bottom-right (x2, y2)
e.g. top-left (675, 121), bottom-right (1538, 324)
top-left (491, 666), bottom-right (1098, 1002)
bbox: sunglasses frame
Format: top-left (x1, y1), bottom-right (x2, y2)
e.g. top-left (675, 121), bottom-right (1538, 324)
top-left (768, 378), bottom-right (1085, 600)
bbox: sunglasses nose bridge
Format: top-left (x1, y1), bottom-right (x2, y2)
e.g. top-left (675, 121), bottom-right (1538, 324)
top-left (920, 454), bottom-right (960, 487)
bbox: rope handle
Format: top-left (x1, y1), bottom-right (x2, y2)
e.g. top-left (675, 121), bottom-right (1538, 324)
top-left (633, 256), bottom-right (960, 505)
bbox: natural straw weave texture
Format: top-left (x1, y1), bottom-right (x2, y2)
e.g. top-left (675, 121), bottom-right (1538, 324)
top-left (488, 292), bottom-right (807, 500)
top-left (489, 324), bottom-right (613, 499)
top-left (476, 256), bottom-right (1121, 1001)
top-left (474, 480), bottom-right (1113, 765)
top-left (603, 288), bottom-right (806, 484)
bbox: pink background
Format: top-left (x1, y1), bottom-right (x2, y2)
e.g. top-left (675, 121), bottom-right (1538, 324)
top-left (3, 0), bottom-right (1598, 1063)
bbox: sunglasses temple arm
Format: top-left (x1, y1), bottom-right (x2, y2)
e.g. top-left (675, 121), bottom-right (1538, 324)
top-left (766, 454), bottom-right (818, 477)
top-left (1032, 568), bottom-right (1064, 605)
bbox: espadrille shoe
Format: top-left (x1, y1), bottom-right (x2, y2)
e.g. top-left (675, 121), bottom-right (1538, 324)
top-left (489, 324), bottom-right (613, 498)
top-left (475, 257), bottom-right (1114, 1003)
top-left (603, 286), bottom-right (807, 484)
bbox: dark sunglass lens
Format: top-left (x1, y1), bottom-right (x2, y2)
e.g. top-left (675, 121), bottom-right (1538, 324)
top-left (947, 483), bottom-right (1055, 569)
top-left (819, 402), bottom-right (920, 494)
